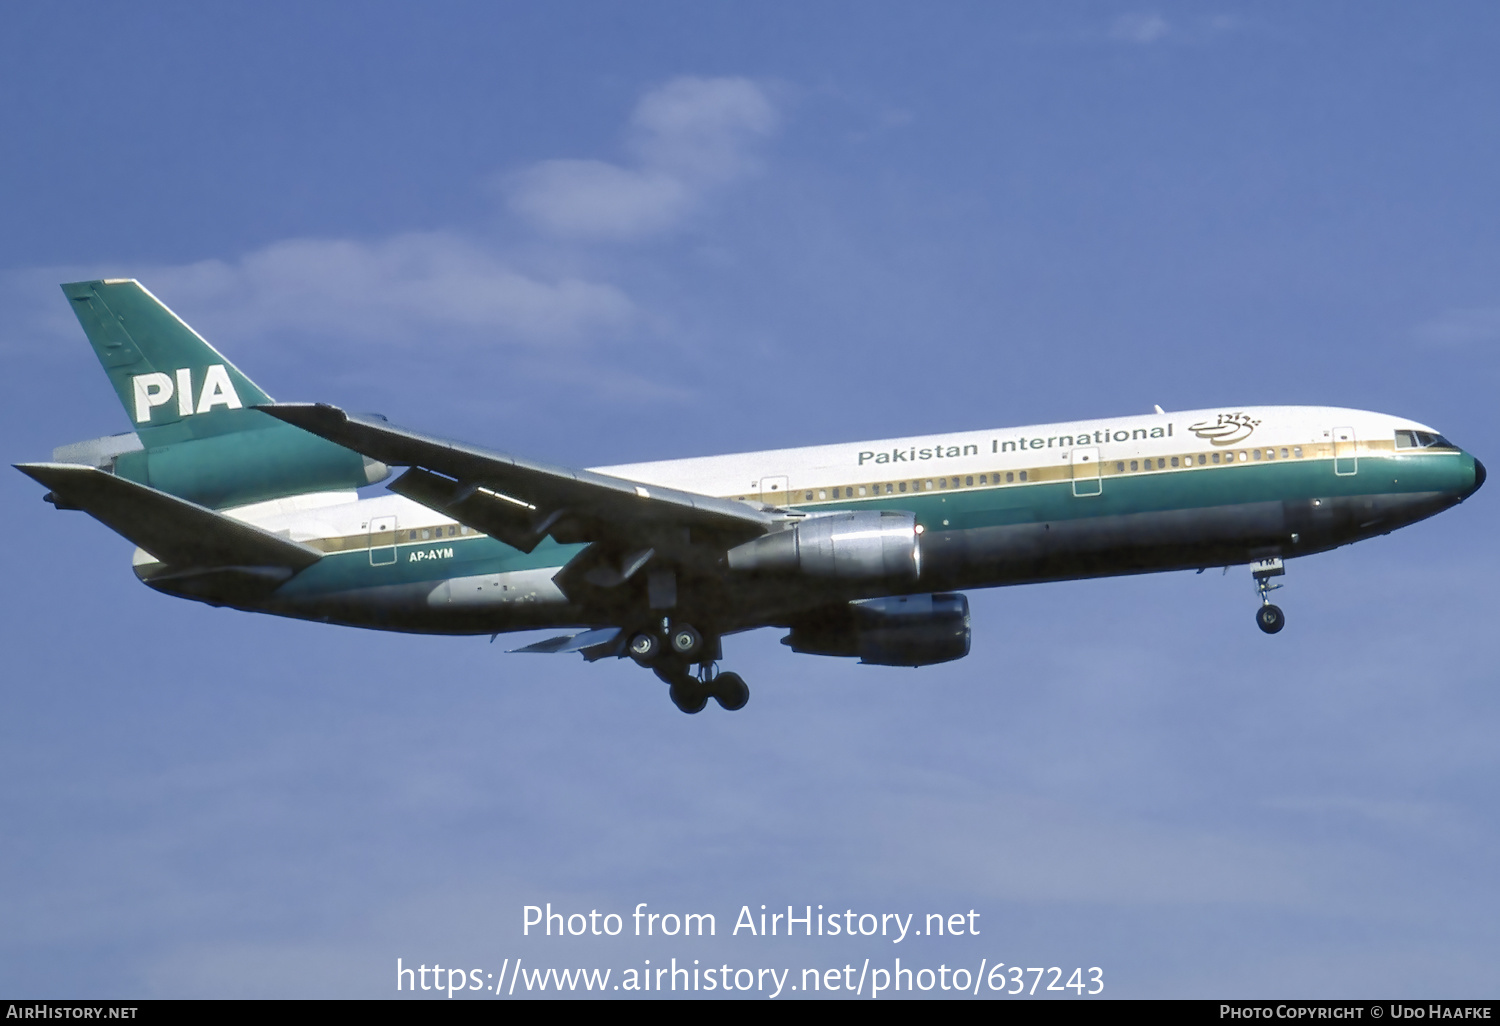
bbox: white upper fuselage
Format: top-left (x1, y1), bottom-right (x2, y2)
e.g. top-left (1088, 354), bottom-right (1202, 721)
top-left (217, 405), bottom-right (1443, 547)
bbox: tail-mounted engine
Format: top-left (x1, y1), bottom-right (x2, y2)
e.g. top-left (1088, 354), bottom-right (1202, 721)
top-left (726, 510), bottom-right (920, 579)
top-left (783, 592), bottom-right (971, 667)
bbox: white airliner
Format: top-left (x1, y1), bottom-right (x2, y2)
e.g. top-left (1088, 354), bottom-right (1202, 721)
top-left (18, 280), bottom-right (1485, 712)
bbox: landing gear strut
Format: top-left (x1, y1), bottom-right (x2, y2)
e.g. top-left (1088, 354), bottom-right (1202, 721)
top-left (1252, 558), bottom-right (1286, 634)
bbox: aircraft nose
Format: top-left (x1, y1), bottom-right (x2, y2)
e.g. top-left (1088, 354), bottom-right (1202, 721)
top-left (1469, 457), bottom-right (1486, 498)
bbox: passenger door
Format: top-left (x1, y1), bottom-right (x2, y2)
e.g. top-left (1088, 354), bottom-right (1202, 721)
top-left (1070, 447), bottom-right (1102, 496)
top-left (1333, 427), bottom-right (1357, 476)
top-left (368, 515), bottom-right (397, 566)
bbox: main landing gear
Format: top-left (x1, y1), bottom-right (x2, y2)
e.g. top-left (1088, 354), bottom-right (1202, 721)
top-left (1252, 558), bottom-right (1286, 634)
top-left (659, 665), bottom-right (750, 714)
top-left (627, 619), bottom-right (750, 713)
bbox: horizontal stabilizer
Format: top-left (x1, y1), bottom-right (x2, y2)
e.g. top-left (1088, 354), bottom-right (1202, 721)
top-left (509, 627), bottom-right (621, 658)
top-left (14, 462), bottom-right (322, 571)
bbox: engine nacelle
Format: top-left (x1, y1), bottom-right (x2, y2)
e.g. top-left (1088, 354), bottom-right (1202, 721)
top-left (727, 510), bottom-right (920, 580)
top-left (782, 593), bottom-right (970, 667)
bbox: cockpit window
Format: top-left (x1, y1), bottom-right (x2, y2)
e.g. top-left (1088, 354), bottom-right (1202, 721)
top-left (1396, 430), bottom-right (1454, 449)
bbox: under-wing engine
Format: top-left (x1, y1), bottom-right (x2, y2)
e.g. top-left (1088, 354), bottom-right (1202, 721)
top-left (726, 510), bottom-right (920, 579)
top-left (783, 592), bottom-right (970, 666)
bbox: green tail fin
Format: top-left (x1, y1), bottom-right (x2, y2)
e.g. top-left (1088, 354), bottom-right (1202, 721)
top-left (57, 280), bottom-right (386, 509)
top-left (62, 279), bottom-right (271, 447)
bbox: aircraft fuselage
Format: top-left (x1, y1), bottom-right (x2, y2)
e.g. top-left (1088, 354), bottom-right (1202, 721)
top-left (142, 404), bottom-right (1480, 638)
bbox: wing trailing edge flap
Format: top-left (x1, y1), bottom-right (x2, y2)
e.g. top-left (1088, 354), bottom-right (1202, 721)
top-left (389, 466), bottom-right (552, 553)
top-left (508, 627), bottom-right (622, 661)
top-left (14, 462), bottom-right (322, 571)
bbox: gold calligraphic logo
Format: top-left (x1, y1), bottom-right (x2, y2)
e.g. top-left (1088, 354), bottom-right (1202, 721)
top-left (1188, 412), bottom-right (1261, 445)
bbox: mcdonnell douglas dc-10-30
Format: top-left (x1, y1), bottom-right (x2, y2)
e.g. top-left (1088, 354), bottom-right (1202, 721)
top-left (18, 281), bottom-right (1485, 712)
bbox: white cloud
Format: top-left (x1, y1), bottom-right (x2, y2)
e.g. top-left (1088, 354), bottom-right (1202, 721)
top-left (1107, 12), bottom-right (1242, 46)
top-left (627, 75), bottom-right (779, 181)
top-left (504, 76), bottom-right (780, 241)
top-left (154, 233), bottom-right (636, 347)
top-left (1111, 12), bottom-right (1172, 44)
top-left (506, 162), bottom-right (692, 240)
top-left (6, 232), bottom-right (636, 356)
top-left (1414, 307), bottom-right (1500, 348)
top-left (6, 77), bottom-right (781, 367)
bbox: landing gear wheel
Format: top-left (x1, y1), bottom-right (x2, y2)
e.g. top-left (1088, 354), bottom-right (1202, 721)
top-left (627, 632), bottom-right (660, 664)
top-left (1256, 604), bottom-right (1285, 634)
top-left (668, 624), bottom-right (702, 658)
top-left (712, 671), bottom-right (750, 711)
top-left (669, 678), bottom-right (708, 714)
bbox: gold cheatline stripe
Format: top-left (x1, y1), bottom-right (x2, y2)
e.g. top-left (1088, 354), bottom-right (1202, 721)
top-left (287, 438), bottom-right (1453, 551)
top-left (750, 438), bottom-right (1442, 505)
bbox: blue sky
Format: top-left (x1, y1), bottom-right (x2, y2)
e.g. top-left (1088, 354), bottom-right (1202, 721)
top-left (2, 2), bottom-right (1497, 998)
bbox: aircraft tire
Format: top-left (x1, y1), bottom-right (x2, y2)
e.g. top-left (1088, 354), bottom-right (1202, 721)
top-left (1256, 604), bottom-right (1285, 634)
top-left (628, 631), bottom-right (660, 664)
top-left (712, 672), bottom-right (750, 712)
top-left (669, 624), bottom-right (703, 658)
top-left (669, 678), bottom-right (708, 714)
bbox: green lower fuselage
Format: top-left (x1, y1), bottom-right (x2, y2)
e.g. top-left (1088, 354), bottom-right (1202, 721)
top-left (151, 444), bottom-right (1479, 638)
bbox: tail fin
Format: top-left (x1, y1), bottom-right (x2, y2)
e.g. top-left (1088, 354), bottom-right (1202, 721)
top-left (62, 279), bottom-right (270, 446)
top-left (56, 280), bottom-right (387, 509)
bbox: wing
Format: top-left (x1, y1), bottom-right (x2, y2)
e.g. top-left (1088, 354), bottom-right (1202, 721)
top-left (256, 403), bottom-right (782, 592)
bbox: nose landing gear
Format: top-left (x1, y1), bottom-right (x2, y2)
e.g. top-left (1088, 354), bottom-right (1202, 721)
top-left (1252, 558), bottom-right (1286, 634)
top-left (1256, 603), bottom-right (1286, 634)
